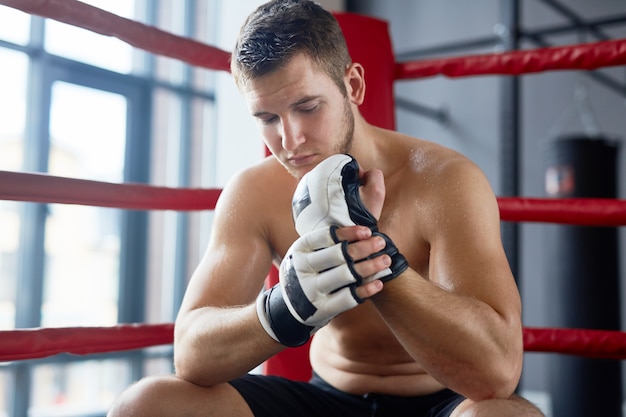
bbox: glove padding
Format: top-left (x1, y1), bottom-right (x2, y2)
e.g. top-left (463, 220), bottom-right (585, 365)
top-left (292, 154), bottom-right (408, 282)
top-left (292, 154), bottom-right (376, 231)
top-left (256, 227), bottom-right (364, 347)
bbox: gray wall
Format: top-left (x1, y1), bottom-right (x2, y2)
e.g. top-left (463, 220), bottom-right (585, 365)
top-left (349, 0), bottom-right (626, 407)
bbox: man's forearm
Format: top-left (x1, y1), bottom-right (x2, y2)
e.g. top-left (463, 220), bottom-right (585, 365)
top-left (371, 271), bottom-right (523, 401)
top-left (173, 304), bottom-right (283, 386)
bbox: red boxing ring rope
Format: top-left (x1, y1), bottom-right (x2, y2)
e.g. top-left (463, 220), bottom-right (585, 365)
top-left (0, 324), bottom-right (174, 361)
top-left (1, 171), bottom-right (625, 224)
top-left (523, 327), bottom-right (626, 360)
top-left (497, 197), bottom-right (626, 226)
top-left (3, 326), bottom-right (626, 362)
top-left (394, 38), bottom-right (626, 80)
top-left (0, 170), bottom-right (221, 211)
top-left (0, 2), bottom-right (625, 364)
top-left (0, 0), bottom-right (231, 72)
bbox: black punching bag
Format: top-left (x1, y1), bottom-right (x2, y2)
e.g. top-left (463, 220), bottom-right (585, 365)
top-left (545, 136), bottom-right (621, 417)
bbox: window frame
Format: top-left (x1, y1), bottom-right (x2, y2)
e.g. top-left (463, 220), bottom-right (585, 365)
top-left (0, 1), bottom-right (221, 415)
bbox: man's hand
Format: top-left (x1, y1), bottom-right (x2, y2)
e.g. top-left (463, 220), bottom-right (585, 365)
top-left (256, 154), bottom-right (408, 347)
top-left (356, 167), bottom-right (385, 221)
top-left (292, 154), bottom-right (408, 282)
top-left (256, 225), bottom-right (387, 347)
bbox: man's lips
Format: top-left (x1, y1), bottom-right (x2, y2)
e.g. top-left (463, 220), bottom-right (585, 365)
top-left (288, 154), bottom-right (317, 166)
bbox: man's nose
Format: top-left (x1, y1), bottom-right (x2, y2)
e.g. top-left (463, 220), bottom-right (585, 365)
top-left (281, 119), bottom-right (306, 151)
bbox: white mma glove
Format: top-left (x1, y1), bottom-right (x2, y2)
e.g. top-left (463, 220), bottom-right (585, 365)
top-left (256, 227), bottom-right (364, 347)
top-left (292, 154), bottom-right (408, 282)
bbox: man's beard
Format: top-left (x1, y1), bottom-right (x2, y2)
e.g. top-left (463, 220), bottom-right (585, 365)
top-left (334, 97), bottom-right (355, 155)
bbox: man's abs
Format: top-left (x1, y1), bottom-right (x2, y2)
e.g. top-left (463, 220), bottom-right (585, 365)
top-left (308, 311), bottom-right (446, 397)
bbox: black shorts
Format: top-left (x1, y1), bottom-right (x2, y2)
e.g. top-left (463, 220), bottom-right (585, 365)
top-left (229, 373), bottom-right (465, 417)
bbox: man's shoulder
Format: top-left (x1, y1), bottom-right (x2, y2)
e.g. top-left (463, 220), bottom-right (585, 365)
top-left (226, 156), bottom-right (290, 187)
top-left (385, 133), bottom-right (476, 181)
top-left (383, 133), bottom-right (492, 210)
top-left (219, 156), bottom-right (295, 208)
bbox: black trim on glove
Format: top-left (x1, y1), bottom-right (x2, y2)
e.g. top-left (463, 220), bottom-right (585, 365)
top-left (340, 156), bottom-right (409, 282)
top-left (340, 157), bottom-right (379, 228)
top-left (370, 231), bottom-right (409, 282)
top-left (262, 284), bottom-right (314, 347)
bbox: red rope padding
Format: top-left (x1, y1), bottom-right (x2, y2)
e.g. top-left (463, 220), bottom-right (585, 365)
top-left (0, 323), bottom-right (174, 361)
top-left (523, 327), bottom-right (626, 360)
top-left (0, 0), bottom-right (231, 72)
top-left (395, 38), bottom-right (626, 80)
top-left (2, 171), bottom-right (625, 225)
top-left (0, 170), bottom-right (221, 211)
top-left (2, 325), bottom-right (626, 362)
top-left (498, 197), bottom-right (626, 226)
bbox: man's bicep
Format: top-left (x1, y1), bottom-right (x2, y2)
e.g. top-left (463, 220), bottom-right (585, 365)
top-left (179, 188), bottom-right (274, 315)
top-left (427, 168), bottom-right (519, 308)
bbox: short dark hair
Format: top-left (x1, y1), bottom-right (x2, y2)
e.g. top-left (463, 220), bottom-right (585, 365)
top-left (231, 0), bottom-right (352, 94)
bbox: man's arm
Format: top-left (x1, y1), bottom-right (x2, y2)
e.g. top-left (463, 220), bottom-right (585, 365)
top-left (371, 160), bottom-right (523, 401)
top-left (173, 164), bottom-right (388, 387)
top-left (173, 168), bottom-right (281, 386)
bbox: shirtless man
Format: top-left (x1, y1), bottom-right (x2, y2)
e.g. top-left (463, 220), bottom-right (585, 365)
top-left (108, 0), bottom-right (544, 415)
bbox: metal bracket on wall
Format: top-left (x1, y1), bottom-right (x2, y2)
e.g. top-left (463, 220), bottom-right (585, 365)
top-left (525, 0), bottom-right (626, 99)
top-left (395, 97), bottom-right (449, 124)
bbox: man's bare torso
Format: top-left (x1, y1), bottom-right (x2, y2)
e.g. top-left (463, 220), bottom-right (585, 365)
top-left (260, 130), bottom-right (463, 397)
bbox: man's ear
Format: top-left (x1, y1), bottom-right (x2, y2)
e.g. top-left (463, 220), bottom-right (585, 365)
top-left (345, 63), bottom-right (366, 105)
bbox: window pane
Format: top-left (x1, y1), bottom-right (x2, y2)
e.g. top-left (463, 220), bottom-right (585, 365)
top-left (154, 1), bottom-right (186, 84)
top-left (145, 88), bottom-right (181, 322)
top-left (0, 48), bottom-right (27, 171)
top-left (0, 49), bottom-right (27, 333)
top-left (42, 204), bottom-right (121, 327)
top-left (0, 6), bottom-right (30, 45)
top-left (0, 201), bottom-right (20, 331)
top-left (189, 98), bottom-right (217, 260)
top-left (49, 82), bottom-right (126, 183)
top-left (45, 0), bottom-right (137, 73)
top-left (144, 356), bottom-right (174, 378)
top-left (191, 0), bottom-right (219, 91)
top-left (43, 82), bottom-right (127, 328)
top-left (150, 88), bottom-right (182, 187)
top-left (30, 359), bottom-right (131, 416)
top-left (0, 368), bottom-right (7, 416)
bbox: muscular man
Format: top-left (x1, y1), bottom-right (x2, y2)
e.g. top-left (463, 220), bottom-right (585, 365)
top-left (109, 0), bottom-right (544, 415)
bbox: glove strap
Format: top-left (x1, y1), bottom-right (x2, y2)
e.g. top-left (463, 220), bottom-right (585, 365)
top-left (370, 231), bottom-right (409, 282)
top-left (340, 157), bottom-right (379, 228)
top-left (256, 284), bottom-right (314, 347)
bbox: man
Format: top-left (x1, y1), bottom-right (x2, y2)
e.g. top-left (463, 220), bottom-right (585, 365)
top-left (109, 0), bottom-right (544, 415)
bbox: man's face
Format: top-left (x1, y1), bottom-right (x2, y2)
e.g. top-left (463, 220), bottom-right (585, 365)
top-left (242, 53), bottom-right (354, 179)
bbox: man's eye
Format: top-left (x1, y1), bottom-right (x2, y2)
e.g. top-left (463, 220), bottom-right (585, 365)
top-left (300, 105), bottom-right (318, 113)
top-left (262, 116), bottom-right (278, 125)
